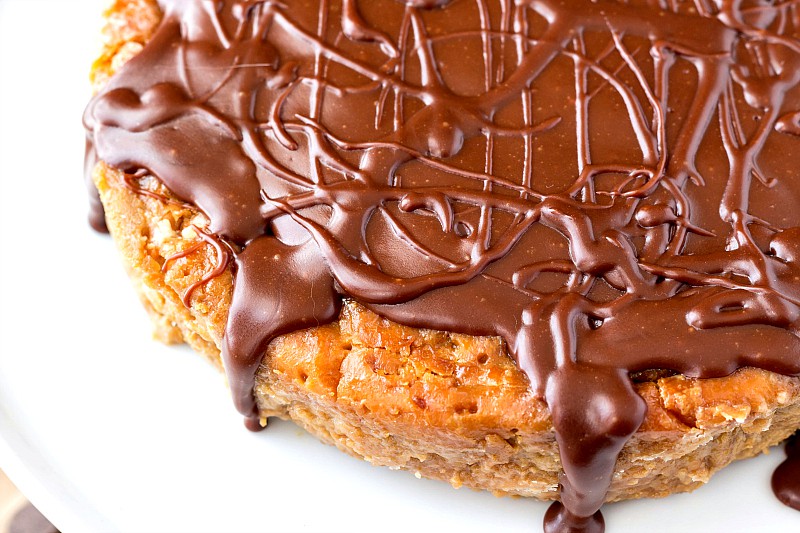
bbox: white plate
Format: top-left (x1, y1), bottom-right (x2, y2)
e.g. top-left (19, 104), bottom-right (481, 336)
top-left (0, 1), bottom-right (798, 532)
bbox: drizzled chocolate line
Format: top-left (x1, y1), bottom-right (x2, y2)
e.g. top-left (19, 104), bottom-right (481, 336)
top-left (84, 1), bottom-right (800, 532)
top-left (162, 225), bottom-right (232, 307)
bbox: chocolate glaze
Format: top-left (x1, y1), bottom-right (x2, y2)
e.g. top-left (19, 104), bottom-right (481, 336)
top-left (84, 1), bottom-right (800, 531)
top-left (773, 432), bottom-right (800, 511)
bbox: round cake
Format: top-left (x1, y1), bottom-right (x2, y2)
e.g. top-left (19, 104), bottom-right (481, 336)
top-left (84, 0), bottom-right (800, 531)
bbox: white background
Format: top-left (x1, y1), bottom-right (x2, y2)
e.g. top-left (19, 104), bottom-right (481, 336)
top-left (0, 0), bottom-right (798, 531)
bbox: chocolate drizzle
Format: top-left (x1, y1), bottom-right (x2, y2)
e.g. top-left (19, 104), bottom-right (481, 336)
top-left (84, 1), bottom-right (800, 531)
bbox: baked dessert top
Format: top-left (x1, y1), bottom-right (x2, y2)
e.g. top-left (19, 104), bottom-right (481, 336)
top-left (84, 0), bottom-right (800, 531)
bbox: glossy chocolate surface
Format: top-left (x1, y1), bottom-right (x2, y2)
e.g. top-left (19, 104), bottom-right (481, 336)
top-left (84, 1), bottom-right (800, 531)
top-left (773, 432), bottom-right (800, 511)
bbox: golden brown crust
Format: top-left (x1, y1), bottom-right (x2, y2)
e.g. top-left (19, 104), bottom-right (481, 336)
top-left (93, 153), bottom-right (800, 501)
top-left (90, 0), bottom-right (161, 92)
top-left (91, 0), bottom-right (800, 503)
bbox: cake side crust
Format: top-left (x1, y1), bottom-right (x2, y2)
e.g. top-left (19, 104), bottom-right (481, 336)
top-left (94, 159), bottom-right (800, 501)
top-left (89, 0), bottom-right (800, 504)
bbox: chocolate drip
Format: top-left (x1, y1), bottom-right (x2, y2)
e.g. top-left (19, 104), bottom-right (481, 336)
top-left (84, 1), bottom-right (800, 532)
top-left (84, 139), bottom-right (107, 233)
top-left (773, 432), bottom-right (800, 511)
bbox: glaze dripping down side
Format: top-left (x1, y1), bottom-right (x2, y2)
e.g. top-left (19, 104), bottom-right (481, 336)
top-left (84, 1), bottom-right (800, 532)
